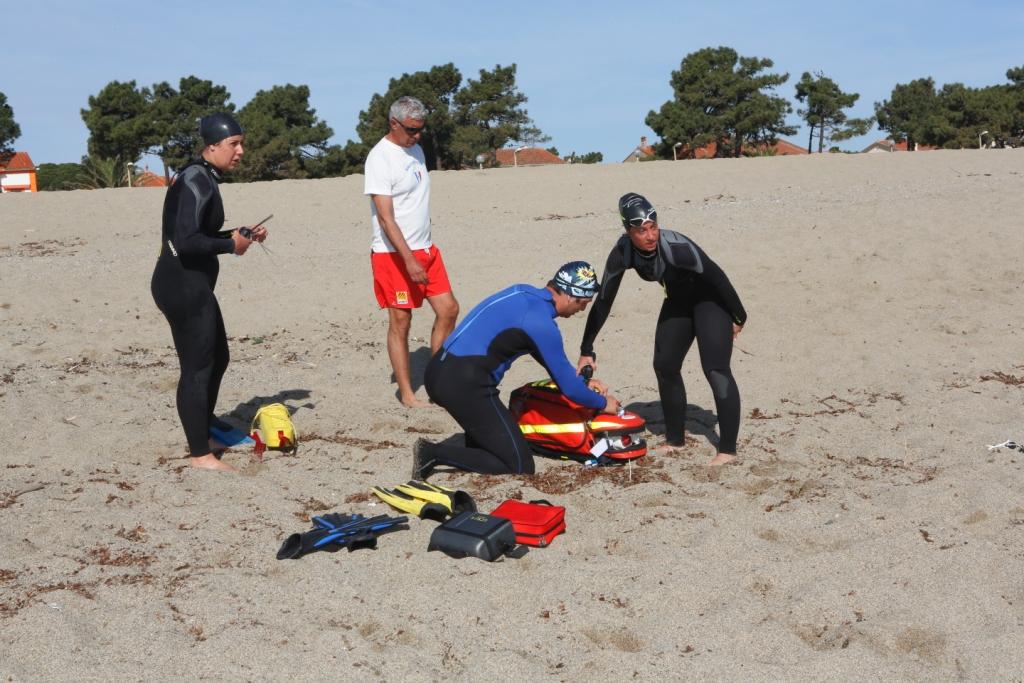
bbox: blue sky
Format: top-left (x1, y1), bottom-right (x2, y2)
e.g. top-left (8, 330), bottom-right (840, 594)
top-left (5, 1), bottom-right (1023, 165)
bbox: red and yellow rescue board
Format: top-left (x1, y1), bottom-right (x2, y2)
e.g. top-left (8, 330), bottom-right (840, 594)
top-left (509, 379), bottom-right (646, 465)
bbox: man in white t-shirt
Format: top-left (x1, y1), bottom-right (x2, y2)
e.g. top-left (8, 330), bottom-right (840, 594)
top-left (364, 96), bottom-right (459, 408)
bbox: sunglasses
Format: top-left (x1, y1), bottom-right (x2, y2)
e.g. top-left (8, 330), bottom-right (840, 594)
top-left (393, 119), bottom-right (425, 136)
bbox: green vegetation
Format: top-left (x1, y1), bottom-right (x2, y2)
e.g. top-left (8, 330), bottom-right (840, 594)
top-left (875, 67), bottom-right (1024, 149)
top-left (80, 81), bottom-right (152, 165)
top-left (73, 155), bottom-right (133, 189)
top-left (233, 84), bottom-right (336, 182)
top-left (78, 63), bottom-right (543, 180)
top-left (51, 56), bottom-right (1024, 184)
top-left (570, 151), bottom-right (603, 164)
top-left (35, 162), bottom-right (83, 191)
top-left (36, 158), bottom-right (145, 191)
top-left (450, 64), bottom-right (549, 168)
top-left (795, 72), bottom-right (872, 153)
top-left (646, 46), bottom-right (796, 159)
top-left (0, 91), bottom-right (20, 153)
top-left (149, 76), bottom-right (234, 173)
top-left (343, 62), bottom-right (546, 173)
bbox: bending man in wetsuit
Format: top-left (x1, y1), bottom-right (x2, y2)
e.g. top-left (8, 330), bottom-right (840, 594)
top-left (151, 113), bottom-right (268, 472)
top-left (577, 193), bottom-right (746, 466)
top-left (414, 261), bottom-right (622, 478)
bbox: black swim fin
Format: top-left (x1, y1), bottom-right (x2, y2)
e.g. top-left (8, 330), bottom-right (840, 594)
top-left (276, 512), bottom-right (408, 559)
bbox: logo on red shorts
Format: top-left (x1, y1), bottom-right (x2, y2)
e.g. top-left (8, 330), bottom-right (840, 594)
top-left (395, 291), bottom-right (409, 305)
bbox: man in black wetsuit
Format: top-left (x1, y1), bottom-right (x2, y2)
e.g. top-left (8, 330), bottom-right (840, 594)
top-left (414, 261), bottom-right (622, 478)
top-left (577, 193), bottom-right (746, 466)
top-left (151, 113), bottom-right (267, 472)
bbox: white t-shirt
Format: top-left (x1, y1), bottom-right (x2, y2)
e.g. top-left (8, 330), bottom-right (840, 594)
top-left (364, 137), bottom-right (431, 253)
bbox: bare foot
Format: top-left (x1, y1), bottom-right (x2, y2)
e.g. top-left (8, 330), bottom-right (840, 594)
top-left (399, 395), bottom-right (432, 409)
top-left (189, 453), bottom-right (236, 472)
top-left (650, 442), bottom-right (687, 457)
top-left (708, 452), bottom-right (737, 466)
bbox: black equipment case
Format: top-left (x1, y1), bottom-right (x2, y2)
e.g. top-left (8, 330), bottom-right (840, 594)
top-left (427, 511), bottom-right (518, 561)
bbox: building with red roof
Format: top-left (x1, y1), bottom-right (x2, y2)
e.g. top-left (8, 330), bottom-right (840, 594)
top-left (625, 136), bottom-right (807, 161)
top-left (493, 147), bottom-right (565, 167)
top-left (678, 138), bottom-right (808, 159)
top-left (133, 170), bottom-right (169, 188)
top-left (0, 151), bottom-right (37, 192)
top-left (623, 136), bottom-right (657, 162)
top-left (861, 139), bottom-right (941, 153)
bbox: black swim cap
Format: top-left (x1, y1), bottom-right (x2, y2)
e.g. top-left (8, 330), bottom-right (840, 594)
top-left (200, 113), bottom-right (243, 146)
top-left (619, 192), bottom-right (657, 229)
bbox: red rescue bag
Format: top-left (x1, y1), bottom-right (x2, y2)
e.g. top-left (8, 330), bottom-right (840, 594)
top-left (509, 379), bottom-right (646, 465)
top-left (490, 499), bottom-right (566, 548)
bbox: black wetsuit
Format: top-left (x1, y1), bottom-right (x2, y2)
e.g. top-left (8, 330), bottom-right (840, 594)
top-left (580, 230), bottom-right (747, 453)
top-left (150, 159), bottom-right (236, 456)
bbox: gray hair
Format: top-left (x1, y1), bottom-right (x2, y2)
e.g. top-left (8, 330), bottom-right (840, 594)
top-left (389, 96), bottom-right (427, 122)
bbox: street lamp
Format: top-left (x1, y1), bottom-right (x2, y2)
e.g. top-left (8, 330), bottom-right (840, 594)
top-left (125, 162), bottom-right (133, 187)
top-left (672, 142), bottom-right (683, 161)
top-left (979, 130), bottom-right (989, 149)
top-left (513, 146), bottom-right (527, 167)
top-left (475, 153), bottom-right (487, 170)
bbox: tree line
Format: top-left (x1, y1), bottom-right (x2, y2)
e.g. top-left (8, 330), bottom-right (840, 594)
top-left (646, 46), bottom-right (1024, 158)
top-left (2, 47), bottom-right (1023, 190)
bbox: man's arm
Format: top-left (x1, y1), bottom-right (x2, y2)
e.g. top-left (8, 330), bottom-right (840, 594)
top-left (579, 246), bottom-right (626, 360)
top-left (526, 315), bottom-right (607, 411)
top-left (688, 243), bottom-right (747, 326)
top-left (371, 194), bottom-right (427, 284)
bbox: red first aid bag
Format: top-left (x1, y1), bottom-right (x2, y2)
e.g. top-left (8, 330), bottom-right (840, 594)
top-left (490, 499), bottom-right (566, 547)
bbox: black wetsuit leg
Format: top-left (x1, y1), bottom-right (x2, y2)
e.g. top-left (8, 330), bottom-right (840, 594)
top-left (207, 302), bottom-right (229, 422)
top-left (422, 355), bottom-right (536, 474)
top-left (692, 299), bottom-right (740, 454)
top-left (151, 257), bottom-right (227, 456)
top-left (653, 295), bottom-right (741, 453)
top-left (652, 297), bottom-right (696, 446)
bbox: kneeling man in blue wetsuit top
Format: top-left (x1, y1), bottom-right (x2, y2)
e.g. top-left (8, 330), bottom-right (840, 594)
top-left (412, 261), bottom-right (622, 478)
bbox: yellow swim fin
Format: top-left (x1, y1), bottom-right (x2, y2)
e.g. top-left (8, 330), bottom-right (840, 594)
top-left (372, 486), bottom-right (449, 521)
top-left (395, 480), bottom-right (477, 515)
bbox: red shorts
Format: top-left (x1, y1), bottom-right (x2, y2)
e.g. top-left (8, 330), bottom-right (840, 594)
top-left (371, 246), bottom-right (452, 309)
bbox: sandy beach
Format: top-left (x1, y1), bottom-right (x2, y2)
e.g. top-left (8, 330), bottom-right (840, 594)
top-left (2, 150), bottom-right (1023, 680)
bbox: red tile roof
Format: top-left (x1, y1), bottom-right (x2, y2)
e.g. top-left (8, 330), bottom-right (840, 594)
top-left (623, 145), bottom-right (656, 162)
top-left (770, 139), bottom-right (810, 155)
top-left (494, 147), bottom-right (565, 166)
top-left (892, 139), bottom-right (939, 152)
top-left (0, 151), bottom-right (36, 173)
top-left (681, 139), bottom-right (808, 159)
top-left (134, 170), bottom-right (169, 188)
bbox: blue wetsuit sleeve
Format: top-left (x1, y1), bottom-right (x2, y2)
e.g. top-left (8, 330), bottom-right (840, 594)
top-left (525, 311), bottom-right (607, 411)
top-left (172, 170), bottom-right (234, 257)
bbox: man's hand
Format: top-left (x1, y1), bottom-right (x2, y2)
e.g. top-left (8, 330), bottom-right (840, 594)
top-left (588, 378), bottom-right (609, 395)
top-left (577, 355), bottom-right (597, 374)
top-left (250, 226), bottom-right (269, 243)
top-left (601, 395), bottom-right (621, 414)
top-left (404, 255), bottom-right (428, 284)
top-left (372, 193), bottom-right (425, 282)
top-left (733, 323), bottom-right (744, 340)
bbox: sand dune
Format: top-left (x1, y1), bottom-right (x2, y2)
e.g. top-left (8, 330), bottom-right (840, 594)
top-left (2, 150), bottom-right (1023, 679)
